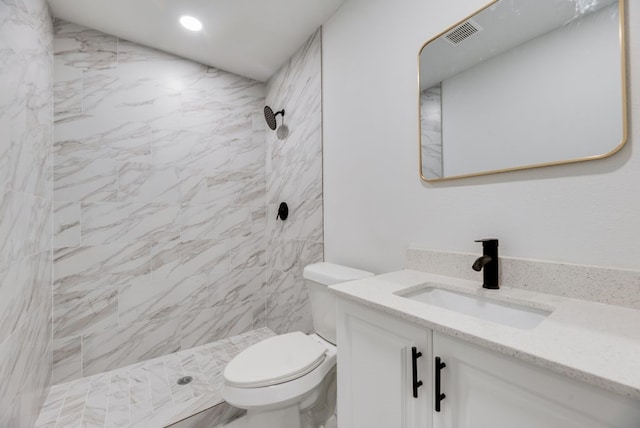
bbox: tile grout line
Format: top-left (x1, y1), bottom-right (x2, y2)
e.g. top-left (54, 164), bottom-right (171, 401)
top-left (104, 372), bottom-right (113, 427)
top-left (51, 383), bottom-right (71, 428)
top-left (77, 374), bottom-right (92, 426)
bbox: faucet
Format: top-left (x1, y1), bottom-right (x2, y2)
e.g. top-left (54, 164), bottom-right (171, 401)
top-left (472, 239), bottom-right (499, 289)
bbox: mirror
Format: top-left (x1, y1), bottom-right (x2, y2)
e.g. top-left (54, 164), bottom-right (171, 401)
top-left (418, 0), bottom-right (627, 181)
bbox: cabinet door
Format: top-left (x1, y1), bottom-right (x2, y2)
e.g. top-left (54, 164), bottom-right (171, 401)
top-left (336, 300), bottom-right (431, 428)
top-left (433, 332), bottom-right (640, 428)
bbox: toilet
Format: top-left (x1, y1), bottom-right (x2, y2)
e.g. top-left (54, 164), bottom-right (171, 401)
top-left (222, 262), bottom-right (374, 428)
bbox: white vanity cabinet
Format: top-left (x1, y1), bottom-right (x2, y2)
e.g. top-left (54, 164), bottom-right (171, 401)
top-left (432, 332), bottom-right (640, 428)
top-left (336, 299), bottom-right (640, 428)
top-left (336, 300), bottom-right (431, 428)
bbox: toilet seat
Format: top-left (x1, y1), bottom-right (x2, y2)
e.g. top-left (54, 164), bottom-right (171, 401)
top-left (222, 334), bottom-right (337, 412)
top-left (224, 332), bottom-right (327, 388)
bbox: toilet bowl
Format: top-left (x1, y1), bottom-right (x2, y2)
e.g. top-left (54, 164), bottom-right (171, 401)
top-left (221, 263), bottom-right (373, 428)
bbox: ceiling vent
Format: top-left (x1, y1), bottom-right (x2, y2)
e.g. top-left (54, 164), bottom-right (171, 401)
top-left (444, 19), bottom-right (483, 46)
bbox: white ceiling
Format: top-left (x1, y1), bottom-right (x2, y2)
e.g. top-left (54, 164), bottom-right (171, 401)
top-left (47, 0), bottom-right (346, 82)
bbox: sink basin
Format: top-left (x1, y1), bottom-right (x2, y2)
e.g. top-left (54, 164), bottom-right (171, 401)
top-left (400, 286), bottom-right (551, 329)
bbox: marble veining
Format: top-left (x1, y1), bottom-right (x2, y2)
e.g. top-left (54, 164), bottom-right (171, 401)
top-left (36, 328), bottom-right (275, 428)
top-left (52, 20), bottom-right (269, 384)
top-left (0, 0), bottom-right (54, 424)
top-left (420, 85), bottom-right (443, 179)
top-left (264, 29), bottom-right (324, 335)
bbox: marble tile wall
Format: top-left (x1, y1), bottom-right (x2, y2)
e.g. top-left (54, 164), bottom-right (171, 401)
top-left (420, 85), bottom-right (443, 179)
top-left (36, 328), bottom-right (274, 428)
top-left (264, 30), bottom-right (324, 334)
top-left (0, 0), bottom-right (55, 425)
top-left (52, 20), bottom-right (267, 383)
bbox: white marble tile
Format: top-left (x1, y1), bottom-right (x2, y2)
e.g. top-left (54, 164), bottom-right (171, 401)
top-left (129, 362), bottom-right (153, 425)
top-left (267, 197), bottom-right (322, 246)
top-left (151, 239), bottom-right (229, 280)
top-left (55, 116), bottom-right (152, 164)
top-left (152, 129), bottom-right (229, 170)
top-left (0, 251), bottom-right (49, 343)
top-left (119, 274), bottom-right (208, 325)
top-left (208, 267), bottom-right (265, 309)
top-left (49, 20), bottom-right (273, 389)
top-left (0, 190), bottom-right (51, 271)
top-left (81, 373), bottom-right (109, 427)
top-left (0, 1), bottom-right (54, 424)
top-left (82, 317), bottom-right (181, 376)
top-left (54, 242), bottom-right (151, 294)
top-left (105, 371), bottom-right (130, 427)
top-left (265, 268), bottom-right (313, 335)
top-left (180, 301), bottom-right (253, 349)
top-left (82, 69), bottom-right (182, 131)
top-left (177, 353), bottom-right (212, 399)
top-left (53, 20), bottom-right (117, 70)
top-left (54, 156), bottom-right (118, 202)
top-left (34, 384), bottom-right (67, 428)
top-left (148, 360), bottom-right (173, 412)
top-left (420, 85), bottom-right (444, 179)
top-left (54, 201), bottom-right (80, 248)
top-left (206, 169), bottom-right (265, 208)
top-left (263, 28), bottom-right (324, 335)
top-left (38, 329), bottom-right (274, 427)
top-left (53, 287), bottom-right (118, 338)
top-left (164, 353), bottom-right (194, 404)
top-left (180, 203), bottom-right (252, 242)
top-left (117, 38), bottom-right (182, 64)
top-left (9, 123), bottom-right (53, 198)
top-left (118, 162), bottom-right (181, 203)
top-left (177, 167), bottom-right (209, 204)
top-left (54, 61), bottom-right (82, 122)
top-left (52, 336), bottom-right (82, 385)
top-left (0, 307), bottom-right (52, 426)
top-left (55, 377), bottom-right (91, 427)
top-left (81, 202), bottom-right (180, 245)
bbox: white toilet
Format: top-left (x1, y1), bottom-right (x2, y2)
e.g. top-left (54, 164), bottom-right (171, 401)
top-left (222, 262), bottom-right (373, 428)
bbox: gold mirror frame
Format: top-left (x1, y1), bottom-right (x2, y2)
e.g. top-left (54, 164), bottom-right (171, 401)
top-left (417, 0), bottom-right (628, 183)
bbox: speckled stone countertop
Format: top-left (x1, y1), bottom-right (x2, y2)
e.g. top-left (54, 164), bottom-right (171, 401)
top-left (330, 270), bottom-right (640, 400)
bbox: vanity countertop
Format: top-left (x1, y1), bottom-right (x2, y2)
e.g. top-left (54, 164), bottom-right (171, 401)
top-left (329, 270), bottom-right (640, 400)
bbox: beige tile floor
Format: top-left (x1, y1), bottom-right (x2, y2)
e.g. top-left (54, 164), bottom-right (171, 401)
top-left (35, 328), bottom-right (275, 428)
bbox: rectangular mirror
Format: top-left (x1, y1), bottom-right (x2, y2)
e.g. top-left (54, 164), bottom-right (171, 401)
top-left (419, 0), bottom-right (627, 181)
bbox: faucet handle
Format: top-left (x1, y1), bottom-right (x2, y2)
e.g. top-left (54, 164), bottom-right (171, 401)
top-left (475, 238), bottom-right (498, 244)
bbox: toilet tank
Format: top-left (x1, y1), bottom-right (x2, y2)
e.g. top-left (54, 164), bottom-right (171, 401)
top-left (303, 262), bottom-right (374, 345)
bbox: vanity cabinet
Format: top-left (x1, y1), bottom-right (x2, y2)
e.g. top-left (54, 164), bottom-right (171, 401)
top-left (336, 299), bottom-right (640, 428)
top-left (432, 332), bottom-right (640, 428)
top-left (336, 300), bottom-right (431, 428)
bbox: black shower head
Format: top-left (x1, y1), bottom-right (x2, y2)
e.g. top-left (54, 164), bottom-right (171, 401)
top-left (264, 106), bottom-right (285, 130)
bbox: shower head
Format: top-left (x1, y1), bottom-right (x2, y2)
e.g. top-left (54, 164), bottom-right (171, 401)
top-left (264, 106), bottom-right (285, 130)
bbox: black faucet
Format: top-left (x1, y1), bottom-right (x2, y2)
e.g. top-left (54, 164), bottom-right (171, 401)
top-left (472, 239), bottom-right (499, 289)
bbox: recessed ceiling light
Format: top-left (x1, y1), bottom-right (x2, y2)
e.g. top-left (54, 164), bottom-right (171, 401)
top-left (180, 16), bottom-right (203, 32)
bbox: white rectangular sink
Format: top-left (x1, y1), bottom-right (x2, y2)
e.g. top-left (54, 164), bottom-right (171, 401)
top-left (400, 286), bottom-right (552, 329)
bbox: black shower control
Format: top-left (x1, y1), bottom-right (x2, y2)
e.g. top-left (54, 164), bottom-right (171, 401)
top-left (276, 202), bottom-right (289, 221)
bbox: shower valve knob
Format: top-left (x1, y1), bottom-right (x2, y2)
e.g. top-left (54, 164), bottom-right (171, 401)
top-left (276, 202), bottom-right (289, 221)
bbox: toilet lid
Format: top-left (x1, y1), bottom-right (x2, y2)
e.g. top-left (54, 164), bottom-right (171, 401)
top-left (224, 332), bottom-right (327, 388)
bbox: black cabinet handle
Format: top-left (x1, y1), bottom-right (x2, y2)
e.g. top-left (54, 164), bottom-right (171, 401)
top-left (411, 347), bottom-right (423, 398)
top-left (435, 356), bottom-right (447, 412)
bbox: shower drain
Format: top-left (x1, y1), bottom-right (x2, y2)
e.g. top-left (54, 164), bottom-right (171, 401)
top-left (177, 376), bottom-right (193, 385)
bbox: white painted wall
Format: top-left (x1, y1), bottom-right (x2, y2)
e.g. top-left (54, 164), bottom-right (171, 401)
top-left (442, 4), bottom-right (622, 177)
top-left (322, 0), bottom-right (640, 274)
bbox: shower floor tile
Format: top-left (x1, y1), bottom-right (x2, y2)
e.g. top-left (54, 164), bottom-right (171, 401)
top-left (35, 328), bottom-right (275, 428)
